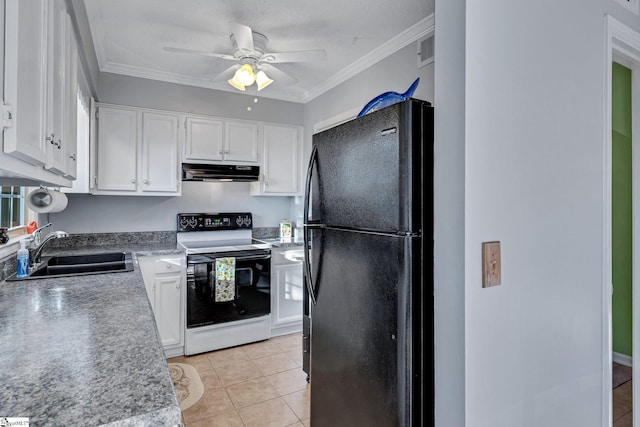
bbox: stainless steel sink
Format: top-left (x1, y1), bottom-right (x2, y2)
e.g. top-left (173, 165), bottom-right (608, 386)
top-left (6, 251), bottom-right (134, 281)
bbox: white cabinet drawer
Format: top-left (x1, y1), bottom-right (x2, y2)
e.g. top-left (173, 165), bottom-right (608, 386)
top-left (155, 258), bottom-right (182, 274)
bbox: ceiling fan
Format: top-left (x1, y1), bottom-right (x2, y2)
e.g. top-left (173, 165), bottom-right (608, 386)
top-left (164, 24), bottom-right (327, 91)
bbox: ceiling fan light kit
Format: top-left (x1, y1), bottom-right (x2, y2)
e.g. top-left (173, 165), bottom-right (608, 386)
top-left (164, 23), bottom-right (326, 93)
top-left (227, 63), bottom-right (273, 91)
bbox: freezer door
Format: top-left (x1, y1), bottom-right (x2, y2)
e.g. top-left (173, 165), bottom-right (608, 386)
top-left (309, 227), bottom-right (422, 426)
top-left (309, 99), bottom-right (431, 233)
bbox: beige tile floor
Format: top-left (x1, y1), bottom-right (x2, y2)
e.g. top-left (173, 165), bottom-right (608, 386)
top-left (168, 333), bottom-right (310, 427)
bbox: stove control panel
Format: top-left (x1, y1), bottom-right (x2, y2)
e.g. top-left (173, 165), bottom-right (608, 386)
top-left (177, 213), bottom-right (252, 232)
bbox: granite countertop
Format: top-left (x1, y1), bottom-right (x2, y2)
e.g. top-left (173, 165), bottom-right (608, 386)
top-left (0, 248), bottom-right (182, 426)
top-left (258, 237), bottom-right (304, 249)
top-left (40, 242), bottom-right (184, 258)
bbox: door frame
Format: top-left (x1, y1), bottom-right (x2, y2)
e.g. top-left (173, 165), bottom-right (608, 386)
top-left (603, 15), bottom-right (640, 427)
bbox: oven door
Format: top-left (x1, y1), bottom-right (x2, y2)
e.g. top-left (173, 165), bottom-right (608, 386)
top-left (186, 250), bottom-right (271, 328)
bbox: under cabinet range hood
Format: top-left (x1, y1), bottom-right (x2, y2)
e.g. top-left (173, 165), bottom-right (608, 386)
top-left (182, 163), bottom-right (260, 182)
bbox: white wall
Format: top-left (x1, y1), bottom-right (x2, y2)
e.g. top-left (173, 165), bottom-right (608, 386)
top-left (49, 182), bottom-right (290, 233)
top-left (433, 0), bottom-right (466, 425)
top-left (443, 0), bottom-right (640, 426)
top-left (298, 42), bottom-right (434, 226)
top-left (304, 42), bottom-right (434, 142)
top-left (46, 73), bottom-right (303, 234)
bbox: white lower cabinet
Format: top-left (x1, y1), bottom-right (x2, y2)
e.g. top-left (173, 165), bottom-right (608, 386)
top-left (139, 255), bottom-right (185, 357)
top-left (271, 248), bottom-right (304, 336)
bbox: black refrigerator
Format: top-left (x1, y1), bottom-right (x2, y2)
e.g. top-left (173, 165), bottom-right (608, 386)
top-left (302, 98), bottom-right (433, 427)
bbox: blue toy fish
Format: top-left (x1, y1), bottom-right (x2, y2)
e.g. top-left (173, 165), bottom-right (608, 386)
top-left (356, 78), bottom-right (420, 118)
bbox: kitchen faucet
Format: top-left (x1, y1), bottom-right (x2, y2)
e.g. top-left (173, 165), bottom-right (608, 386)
top-left (31, 223), bottom-right (52, 246)
top-left (29, 230), bottom-right (69, 266)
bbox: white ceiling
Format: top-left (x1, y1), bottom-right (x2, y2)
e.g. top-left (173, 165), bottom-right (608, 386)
top-left (83, 0), bottom-right (434, 103)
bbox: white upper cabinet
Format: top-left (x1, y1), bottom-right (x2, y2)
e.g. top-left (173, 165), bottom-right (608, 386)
top-left (225, 121), bottom-right (258, 163)
top-left (1, 0), bottom-right (77, 186)
top-left (45, 0), bottom-right (77, 179)
top-left (142, 112), bottom-right (179, 193)
top-left (3, 0), bottom-right (48, 166)
top-left (93, 104), bottom-right (181, 196)
top-left (184, 116), bottom-right (258, 164)
top-left (184, 116), bottom-right (223, 161)
top-left (95, 106), bottom-right (138, 192)
top-left (251, 124), bottom-right (302, 196)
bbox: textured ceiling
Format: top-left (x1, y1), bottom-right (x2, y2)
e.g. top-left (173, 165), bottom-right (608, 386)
top-left (83, 0), bottom-right (434, 102)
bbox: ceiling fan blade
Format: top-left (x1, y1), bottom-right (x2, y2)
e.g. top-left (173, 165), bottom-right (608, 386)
top-left (231, 23), bottom-right (254, 54)
top-left (164, 46), bottom-right (236, 60)
top-left (261, 50), bottom-right (327, 64)
top-left (260, 64), bottom-right (298, 86)
top-left (211, 64), bottom-right (240, 82)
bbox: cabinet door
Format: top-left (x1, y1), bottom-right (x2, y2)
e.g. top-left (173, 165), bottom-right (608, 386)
top-left (262, 124), bottom-right (300, 194)
top-left (3, 0), bottom-right (49, 166)
top-left (141, 112), bottom-right (179, 193)
top-left (154, 275), bottom-right (183, 348)
top-left (225, 121), bottom-right (258, 163)
top-left (185, 117), bottom-right (223, 161)
top-left (96, 106), bottom-right (138, 191)
top-left (272, 263), bottom-right (304, 326)
top-left (44, 0), bottom-right (68, 176)
top-left (63, 24), bottom-right (78, 180)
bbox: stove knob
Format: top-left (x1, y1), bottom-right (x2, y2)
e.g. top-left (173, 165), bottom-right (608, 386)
top-left (189, 218), bottom-right (198, 228)
top-left (244, 216), bottom-right (251, 227)
top-left (179, 217), bottom-right (190, 229)
top-left (236, 217), bottom-right (243, 226)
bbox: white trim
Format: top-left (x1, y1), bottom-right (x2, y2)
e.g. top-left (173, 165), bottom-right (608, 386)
top-left (604, 14), bottom-right (640, 427)
top-left (613, 351), bottom-right (633, 367)
top-left (88, 9), bottom-right (434, 104)
top-left (312, 107), bottom-right (361, 134)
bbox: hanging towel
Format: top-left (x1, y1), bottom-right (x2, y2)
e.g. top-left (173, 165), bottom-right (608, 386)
top-left (214, 257), bottom-right (236, 302)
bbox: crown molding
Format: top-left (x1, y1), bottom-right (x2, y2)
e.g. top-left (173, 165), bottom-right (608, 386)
top-left (302, 13), bottom-right (435, 102)
top-left (100, 61), bottom-right (307, 103)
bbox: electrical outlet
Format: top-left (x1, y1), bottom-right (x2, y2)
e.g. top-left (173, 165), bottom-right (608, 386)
top-left (482, 241), bottom-right (501, 288)
top-left (614, 0), bottom-right (639, 14)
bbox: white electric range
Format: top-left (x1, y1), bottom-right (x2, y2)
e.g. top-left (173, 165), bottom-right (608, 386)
top-left (177, 212), bottom-right (273, 355)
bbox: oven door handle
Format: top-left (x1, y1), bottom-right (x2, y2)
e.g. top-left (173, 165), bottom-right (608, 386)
top-left (213, 254), bottom-right (271, 261)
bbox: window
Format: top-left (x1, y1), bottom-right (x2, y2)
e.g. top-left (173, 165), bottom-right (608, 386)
top-left (0, 186), bottom-right (26, 228)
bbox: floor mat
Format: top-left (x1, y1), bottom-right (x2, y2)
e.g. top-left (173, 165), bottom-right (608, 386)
top-left (168, 362), bottom-right (204, 411)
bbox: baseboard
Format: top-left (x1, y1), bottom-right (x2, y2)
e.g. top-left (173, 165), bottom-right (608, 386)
top-left (613, 351), bottom-right (633, 367)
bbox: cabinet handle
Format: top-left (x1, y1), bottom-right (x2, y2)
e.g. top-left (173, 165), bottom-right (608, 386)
top-left (69, 154), bottom-right (76, 161)
top-left (131, 179), bottom-right (136, 184)
top-left (143, 179), bottom-right (149, 184)
top-left (46, 134), bottom-right (61, 149)
top-left (166, 264), bottom-right (171, 269)
top-left (176, 284), bottom-right (181, 289)
top-left (218, 149), bottom-right (223, 155)
top-left (225, 149), bottom-right (230, 154)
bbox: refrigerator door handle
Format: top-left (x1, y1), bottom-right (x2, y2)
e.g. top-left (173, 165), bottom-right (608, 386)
top-left (303, 144), bottom-right (319, 304)
top-left (303, 144), bottom-right (318, 225)
top-left (303, 225), bottom-right (317, 305)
